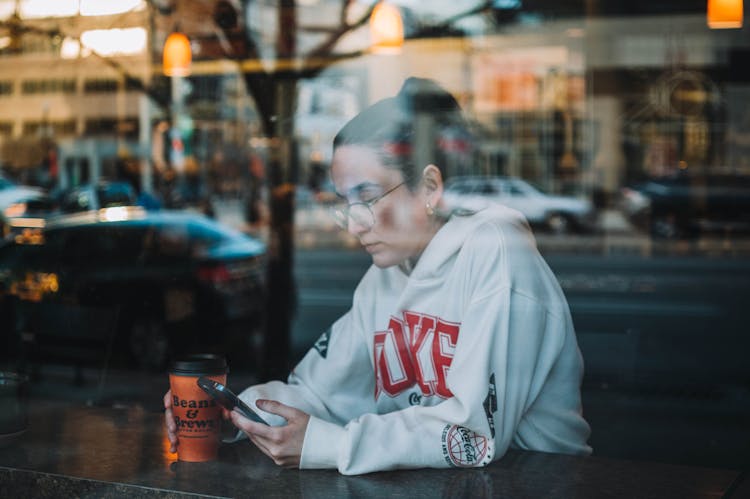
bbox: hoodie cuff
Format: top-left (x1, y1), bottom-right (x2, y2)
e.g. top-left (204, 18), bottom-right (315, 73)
top-left (222, 428), bottom-right (247, 444)
top-left (299, 416), bottom-right (345, 470)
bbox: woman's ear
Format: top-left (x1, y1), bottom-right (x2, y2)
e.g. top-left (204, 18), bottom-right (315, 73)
top-left (421, 164), bottom-right (444, 203)
top-left (421, 164), bottom-right (443, 192)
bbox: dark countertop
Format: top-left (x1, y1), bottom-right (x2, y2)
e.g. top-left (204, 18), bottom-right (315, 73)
top-left (0, 402), bottom-right (744, 499)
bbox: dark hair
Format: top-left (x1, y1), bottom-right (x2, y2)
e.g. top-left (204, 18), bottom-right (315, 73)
top-left (333, 77), bottom-right (475, 189)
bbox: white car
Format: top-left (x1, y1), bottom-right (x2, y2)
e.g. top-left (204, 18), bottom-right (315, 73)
top-left (443, 176), bottom-right (596, 234)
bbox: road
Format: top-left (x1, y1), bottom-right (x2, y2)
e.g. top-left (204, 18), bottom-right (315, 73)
top-left (291, 247), bottom-right (750, 382)
top-left (290, 245), bottom-right (750, 471)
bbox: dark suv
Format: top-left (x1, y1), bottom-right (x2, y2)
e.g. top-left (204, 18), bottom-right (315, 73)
top-left (0, 207), bottom-right (266, 369)
top-left (620, 171), bottom-right (750, 238)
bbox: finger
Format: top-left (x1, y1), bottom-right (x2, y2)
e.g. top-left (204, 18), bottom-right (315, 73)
top-left (241, 420), bottom-right (281, 463)
top-left (163, 390), bottom-right (172, 409)
top-left (247, 433), bottom-right (272, 457)
top-left (165, 408), bottom-right (175, 430)
top-left (256, 399), bottom-right (302, 421)
top-left (164, 412), bottom-right (178, 453)
top-left (166, 429), bottom-right (178, 453)
top-left (165, 409), bottom-right (177, 437)
top-left (230, 410), bottom-right (275, 438)
top-left (167, 421), bottom-right (177, 441)
top-left (247, 433), bottom-right (292, 467)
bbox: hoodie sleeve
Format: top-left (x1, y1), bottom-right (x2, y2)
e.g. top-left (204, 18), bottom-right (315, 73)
top-left (236, 305), bottom-right (377, 430)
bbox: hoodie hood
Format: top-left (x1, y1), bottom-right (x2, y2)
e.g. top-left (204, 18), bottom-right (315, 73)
top-left (410, 203), bottom-right (531, 282)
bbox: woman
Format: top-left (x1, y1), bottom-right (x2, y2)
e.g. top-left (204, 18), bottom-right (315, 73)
top-left (165, 78), bottom-right (591, 475)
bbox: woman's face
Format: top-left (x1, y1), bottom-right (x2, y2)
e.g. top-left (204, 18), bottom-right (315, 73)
top-left (331, 144), bottom-right (435, 269)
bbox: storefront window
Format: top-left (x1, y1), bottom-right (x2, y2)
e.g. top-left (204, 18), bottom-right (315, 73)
top-left (0, 0), bottom-right (748, 489)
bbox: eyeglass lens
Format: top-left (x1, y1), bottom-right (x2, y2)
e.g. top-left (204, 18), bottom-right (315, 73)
top-left (330, 180), bottom-right (406, 230)
top-left (332, 203), bottom-right (375, 230)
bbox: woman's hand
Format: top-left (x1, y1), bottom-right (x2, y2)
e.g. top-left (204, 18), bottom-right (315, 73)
top-left (163, 390), bottom-right (178, 453)
top-left (230, 399), bottom-right (310, 468)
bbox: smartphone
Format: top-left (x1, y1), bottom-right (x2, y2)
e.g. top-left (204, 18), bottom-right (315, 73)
top-left (197, 376), bottom-right (269, 426)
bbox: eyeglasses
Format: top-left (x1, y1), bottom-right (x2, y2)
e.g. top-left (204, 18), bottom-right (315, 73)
top-left (330, 181), bottom-right (407, 230)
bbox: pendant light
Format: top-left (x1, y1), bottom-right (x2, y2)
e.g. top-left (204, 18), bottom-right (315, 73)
top-left (707, 0), bottom-right (743, 29)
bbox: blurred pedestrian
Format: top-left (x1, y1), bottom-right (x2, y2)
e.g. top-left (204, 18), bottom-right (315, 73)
top-left (244, 152), bottom-right (268, 230)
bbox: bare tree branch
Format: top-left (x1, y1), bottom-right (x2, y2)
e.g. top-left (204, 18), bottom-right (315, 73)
top-left (296, 0), bottom-right (493, 78)
top-left (415, 0), bottom-right (493, 36)
top-left (305, 0), bottom-right (377, 61)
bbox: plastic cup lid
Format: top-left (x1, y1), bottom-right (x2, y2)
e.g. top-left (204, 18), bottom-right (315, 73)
top-left (170, 354), bottom-right (228, 376)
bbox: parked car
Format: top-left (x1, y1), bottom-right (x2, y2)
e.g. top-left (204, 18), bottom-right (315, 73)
top-left (619, 171), bottom-right (750, 238)
top-left (57, 180), bottom-right (137, 213)
top-left (443, 176), bottom-right (597, 234)
top-left (0, 207), bottom-right (266, 369)
top-left (0, 186), bottom-right (54, 242)
top-left (0, 174), bottom-right (16, 190)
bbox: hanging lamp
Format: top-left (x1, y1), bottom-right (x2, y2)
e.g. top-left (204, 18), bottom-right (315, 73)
top-left (163, 31), bottom-right (192, 76)
top-left (370, 2), bottom-right (404, 54)
top-left (707, 0), bottom-right (743, 29)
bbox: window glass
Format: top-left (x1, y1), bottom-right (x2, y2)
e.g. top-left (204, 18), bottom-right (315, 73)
top-left (97, 183), bottom-right (135, 207)
top-left (0, 0), bottom-right (748, 485)
top-left (477, 182), bottom-right (498, 195)
top-left (154, 224), bottom-right (190, 258)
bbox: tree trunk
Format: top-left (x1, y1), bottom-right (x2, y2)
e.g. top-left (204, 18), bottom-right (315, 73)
top-left (259, 1), bottom-right (298, 381)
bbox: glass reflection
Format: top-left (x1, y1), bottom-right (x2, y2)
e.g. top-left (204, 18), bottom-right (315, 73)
top-left (0, 0), bottom-right (747, 478)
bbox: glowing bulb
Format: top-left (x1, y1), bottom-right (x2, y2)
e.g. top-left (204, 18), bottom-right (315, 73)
top-left (163, 32), bottom-right (192, 76)
top-left (369, 2), bottom-right (404, 54)
top-left (707, 0), bottom-right (743, 29)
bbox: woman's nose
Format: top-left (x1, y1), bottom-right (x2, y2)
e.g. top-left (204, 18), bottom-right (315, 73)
top-left (346, 216), bottom-right (369, 236)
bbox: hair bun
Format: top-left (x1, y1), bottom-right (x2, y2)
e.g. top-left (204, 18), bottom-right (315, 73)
top-left (396, 77), bottom-right (460, 114)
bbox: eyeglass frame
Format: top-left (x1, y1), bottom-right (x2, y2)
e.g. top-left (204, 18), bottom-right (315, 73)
top-left (330, 180), bottom-right (408, 230)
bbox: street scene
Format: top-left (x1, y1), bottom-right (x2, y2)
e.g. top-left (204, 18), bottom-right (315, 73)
top-left (1, 0), bottom-right (750, 496)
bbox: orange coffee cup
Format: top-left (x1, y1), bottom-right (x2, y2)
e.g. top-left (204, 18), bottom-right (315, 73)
top-left (169, 354), bottom-right (228, 462)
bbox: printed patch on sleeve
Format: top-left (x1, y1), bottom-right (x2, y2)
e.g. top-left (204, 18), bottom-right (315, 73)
top-left (483, 373), bottom-right (497, 438)
top-left (313, 328), bottom-right (331, 358)
top-left (441, 425), bottom-right (489, 467)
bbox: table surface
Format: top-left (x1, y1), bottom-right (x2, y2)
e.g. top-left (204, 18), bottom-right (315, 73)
top-left (0, 403), bottom-right (745, 499)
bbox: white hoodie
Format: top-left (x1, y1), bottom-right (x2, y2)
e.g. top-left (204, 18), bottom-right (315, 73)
top-left (239, 204), bottom-right (592, 475)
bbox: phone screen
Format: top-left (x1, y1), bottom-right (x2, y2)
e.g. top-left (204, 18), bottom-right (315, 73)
top-left (197, 377), bottom-right (269, 425)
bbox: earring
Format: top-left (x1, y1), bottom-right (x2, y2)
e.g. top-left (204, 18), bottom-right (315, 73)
top-left (426, 202), bottom-right (435, 216)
